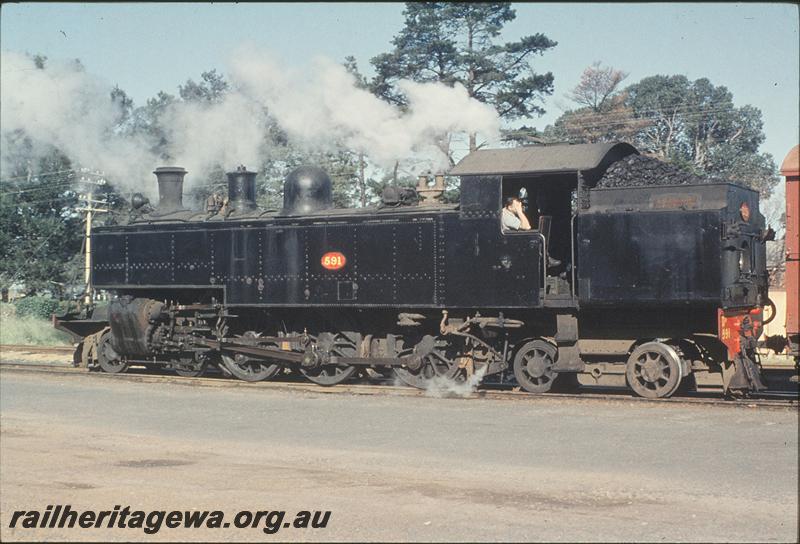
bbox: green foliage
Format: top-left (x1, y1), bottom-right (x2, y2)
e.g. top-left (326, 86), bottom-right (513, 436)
top-left (110, 85), bottom-right (135, 129)
top-left (0, 148), bottom-right (83, 292)
top-left (342, 56), bottom-right (369, 90)
top-left (543, 93), bottom-right (647, 146)
top-left (178, 70), bottom-right (229, 103)
top-left (14, 296), bottom-right (60, 320)
top-left (0, 53), bottom-right (132, 293)
top-left (625, 75), bottom-right (778, 196)
top-left (542, 69), bottom-right (780, 198)
top-left (706, 144), bottom-right (780, 198)
top-left (370, 2), bottom-right (557, 150)
top-left (129, 91), bottom-right (176, 160)
top-left (0, 303), bottom-right (71, 345)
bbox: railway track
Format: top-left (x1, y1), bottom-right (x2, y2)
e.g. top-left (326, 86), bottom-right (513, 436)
top-left (1, 357), bottom-right (796, 410)
top-left (0, 344), bottom-right (75, 354)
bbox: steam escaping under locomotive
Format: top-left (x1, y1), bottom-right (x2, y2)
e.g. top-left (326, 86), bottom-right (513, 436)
top-left (55, 142), bottom-right (774, 398)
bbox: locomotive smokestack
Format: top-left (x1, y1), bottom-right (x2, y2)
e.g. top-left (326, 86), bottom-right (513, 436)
top-left (153, 166), bottom-right (187, 211)
top-left (226, 165), bottom-right (257, 211)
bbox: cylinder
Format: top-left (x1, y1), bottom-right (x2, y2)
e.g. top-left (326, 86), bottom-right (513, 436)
top-left (226, 165), bottom-right (257, 211)
top-left (153, 166), bottom-right (187, 211)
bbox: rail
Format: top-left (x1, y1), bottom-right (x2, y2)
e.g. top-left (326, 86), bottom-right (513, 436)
top-left (1, 352), bottom-right (796, 410)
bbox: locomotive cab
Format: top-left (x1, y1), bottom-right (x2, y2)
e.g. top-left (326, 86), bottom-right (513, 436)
top-left (451, 142), bottom-right (640, 301)
top-left (500, 176), bottom-right (574, 277)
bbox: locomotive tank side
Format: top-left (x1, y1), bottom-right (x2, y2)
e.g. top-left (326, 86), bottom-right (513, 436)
top-left (92, 171), bottom-right (542, 310)
top-left (577, 182), bottom-right (767, 309)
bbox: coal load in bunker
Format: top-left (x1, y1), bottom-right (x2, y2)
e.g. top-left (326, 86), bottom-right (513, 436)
top-left (55, 142), bottom-right (772, 398)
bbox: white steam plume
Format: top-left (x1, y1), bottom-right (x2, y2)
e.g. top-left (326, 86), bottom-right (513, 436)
top-left (0, 50), bottom-right (157, 188)
top-left (162, 92), bottom-right (267, 182)
top-left (424, 365), bottom-right (488, 398)
top-left (1, 47), bottom-right (500, 194)
top-left (230, 49), bottom-right (500, 171)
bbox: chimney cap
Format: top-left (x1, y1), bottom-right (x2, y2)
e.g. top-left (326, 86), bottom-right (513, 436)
top-left (153, 166), bottom-right (188, 175)
top-left (227, 165), bottom-right (255, 175)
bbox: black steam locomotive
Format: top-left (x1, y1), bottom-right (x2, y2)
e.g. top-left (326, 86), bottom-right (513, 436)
top-left (56, 142), bottom-right (771, 397)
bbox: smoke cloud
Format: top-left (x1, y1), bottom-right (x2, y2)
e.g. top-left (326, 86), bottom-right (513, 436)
top-left (229, 49), bottom-right (500, 171)
top-left (162, 92), bottom-right (267, 184)
top-left (1, 47), bottom-right (500, 194)
top-left (0, 51), bottom-right (157, 187)
top-left (424, 365), bottom-right (488, 398)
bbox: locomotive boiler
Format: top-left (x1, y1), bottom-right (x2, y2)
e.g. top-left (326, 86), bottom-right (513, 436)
top-left (56, 142), bottom-right (772, 397)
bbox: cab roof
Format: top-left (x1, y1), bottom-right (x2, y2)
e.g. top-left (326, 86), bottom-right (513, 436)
top-left (450, 142), bottom-right (638, 177)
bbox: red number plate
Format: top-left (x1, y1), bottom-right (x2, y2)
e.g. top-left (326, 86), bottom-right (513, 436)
top-left (321, 251), bottom-right (347, 270)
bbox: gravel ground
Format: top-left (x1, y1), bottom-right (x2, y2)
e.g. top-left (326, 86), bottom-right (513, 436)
top-left (1, 370), bottom-right (797, 542)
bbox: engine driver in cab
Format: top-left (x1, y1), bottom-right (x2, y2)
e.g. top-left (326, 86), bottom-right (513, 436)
top-left (501, 196), bottom-right (532, 231)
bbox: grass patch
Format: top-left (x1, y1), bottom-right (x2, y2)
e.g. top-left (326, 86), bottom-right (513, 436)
top-left (0, 303), bottom-right (72, 346)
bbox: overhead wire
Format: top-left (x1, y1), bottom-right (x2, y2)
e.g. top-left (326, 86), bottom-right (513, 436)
top-left (0, 194), bottom-right (81, 210)
top-left (506, 111), bottom-right (760, 139)
top-left (0, 168), bottom-right (108, 188)
top-left (0, 168), bottom-right (76, 183)
top-left (0, 180), bottom-right (77, 197)
top-left (500, 101), bottom-right (754, 133)
top-left (4, 224), bottom-right (70, 284)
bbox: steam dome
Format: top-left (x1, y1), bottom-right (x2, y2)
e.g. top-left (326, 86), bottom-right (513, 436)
top-left (282, 166), bottom-right (333, 215)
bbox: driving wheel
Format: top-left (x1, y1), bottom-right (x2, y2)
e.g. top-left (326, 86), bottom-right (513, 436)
top-left (174, 358), bottom-right (208, 378)
top-left (221, 332), bottom-right (281, 382)
top-left (394, 335), bottom-right (464, 389)
top-left (221, 352), bottom-right (281, 382)
top-left (300, 331), bottom-right (359, 386)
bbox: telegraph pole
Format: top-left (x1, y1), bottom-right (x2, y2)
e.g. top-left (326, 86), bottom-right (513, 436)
top-left (76, 171), bottom-right (108, 305)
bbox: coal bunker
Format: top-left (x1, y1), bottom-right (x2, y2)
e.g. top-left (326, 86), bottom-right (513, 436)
top-left (597, 154), bottom-right (724, 188)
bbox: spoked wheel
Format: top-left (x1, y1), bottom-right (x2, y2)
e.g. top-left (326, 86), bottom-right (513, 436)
top-left (513, 339), bottom-right (558, 393)
top-left (221, 332), bottom-right (281, 382)
top-left (301, 331), bottom-right (359, 386)
top-left (625, 342), bottom-right (683, 398)
top-left (301, 365), bottom-right (358, 386)
top-left (394, 335), bottom-right (464, 390)
top-left (221, 353), bottom-right (281, 382)
top-left (97, 330), bottom-right (128, 374)
top-left (173, 359), bottom-right (208, 378)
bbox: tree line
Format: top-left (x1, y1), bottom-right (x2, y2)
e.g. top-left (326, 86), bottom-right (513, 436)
top-left (0, 2), bottom-right (782, 293)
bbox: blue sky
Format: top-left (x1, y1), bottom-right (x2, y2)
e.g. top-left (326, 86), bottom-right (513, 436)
top-left (2, 2), bottom-right (798, 165)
